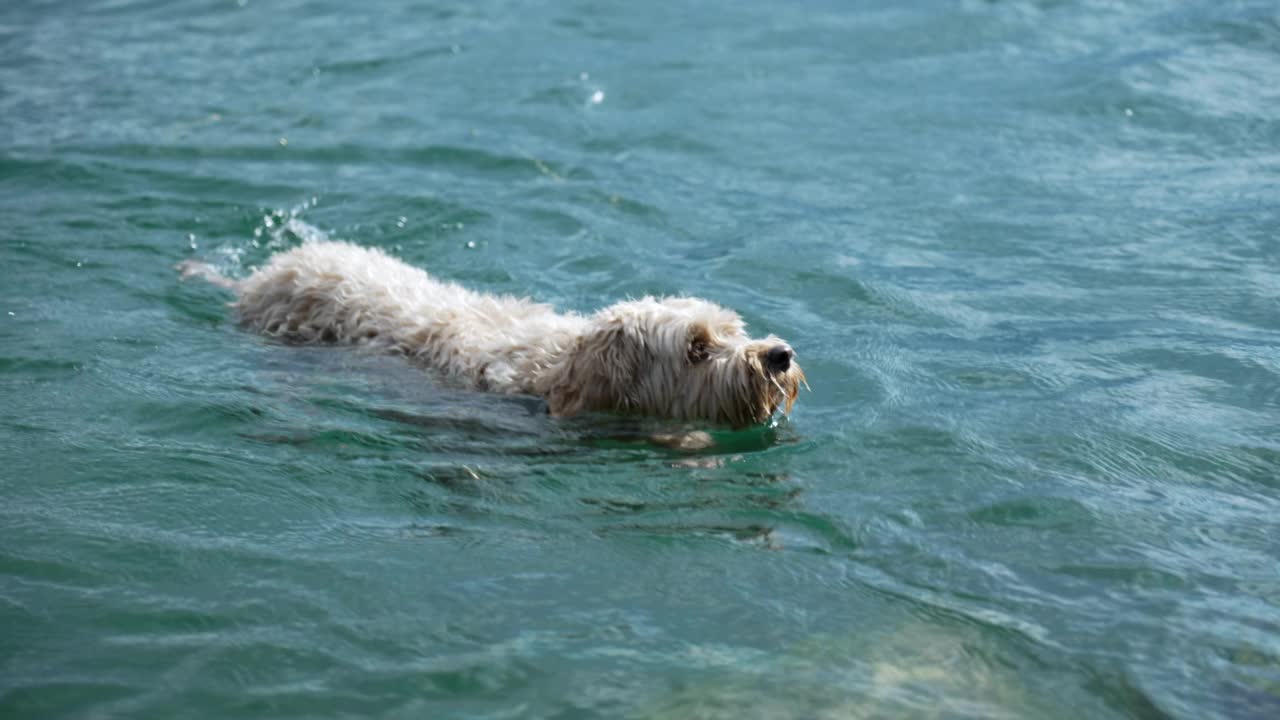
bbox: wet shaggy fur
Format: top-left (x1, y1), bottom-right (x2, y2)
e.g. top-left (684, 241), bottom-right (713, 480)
top-left (184, 241), bottom-right (804, 427)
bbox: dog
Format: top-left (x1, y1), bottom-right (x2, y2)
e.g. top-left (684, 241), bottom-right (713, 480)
top-left (181, 241), bottom-right (804, 428)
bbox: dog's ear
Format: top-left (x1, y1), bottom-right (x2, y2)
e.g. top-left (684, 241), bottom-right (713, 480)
top-left (687, 322), bottom-right (712, 365)
top-left (544, 320), bottom-right (637, 417)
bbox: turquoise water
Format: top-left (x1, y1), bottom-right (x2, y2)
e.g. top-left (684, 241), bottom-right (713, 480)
top-left (3, 0), bottom-right (1279, 717)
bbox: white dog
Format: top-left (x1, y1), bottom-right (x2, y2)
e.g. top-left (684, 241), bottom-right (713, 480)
top-left (182, 241), bottom-right (804, 427)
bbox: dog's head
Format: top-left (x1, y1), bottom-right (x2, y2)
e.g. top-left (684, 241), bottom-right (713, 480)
top-left (540, 297), bottom-right (805, 427)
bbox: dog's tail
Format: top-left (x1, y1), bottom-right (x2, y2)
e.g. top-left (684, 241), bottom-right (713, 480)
top-left (176, 259), bottom-right (239, 292)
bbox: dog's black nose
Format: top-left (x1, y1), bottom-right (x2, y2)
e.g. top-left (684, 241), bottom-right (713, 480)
top-left (765, 344), bottom-right (793, 372)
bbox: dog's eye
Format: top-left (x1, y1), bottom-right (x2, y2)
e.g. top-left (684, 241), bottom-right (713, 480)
top-left (688, 340), bottom-right (710, 365)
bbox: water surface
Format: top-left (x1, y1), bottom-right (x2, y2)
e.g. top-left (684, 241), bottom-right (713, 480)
top-left (3, 1), bottom-right (1280, 717)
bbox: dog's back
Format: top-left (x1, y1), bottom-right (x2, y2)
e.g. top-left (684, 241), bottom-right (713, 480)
top-left (232, 242), bottom-right (586, 394)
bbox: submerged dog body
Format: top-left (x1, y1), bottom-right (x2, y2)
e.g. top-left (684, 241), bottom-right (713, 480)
top-left (196, 241), bottom-right (803, 427)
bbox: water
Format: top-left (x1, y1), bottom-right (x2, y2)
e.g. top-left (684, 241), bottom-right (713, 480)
top-left (3, 0), bottom-right (1279, 717)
